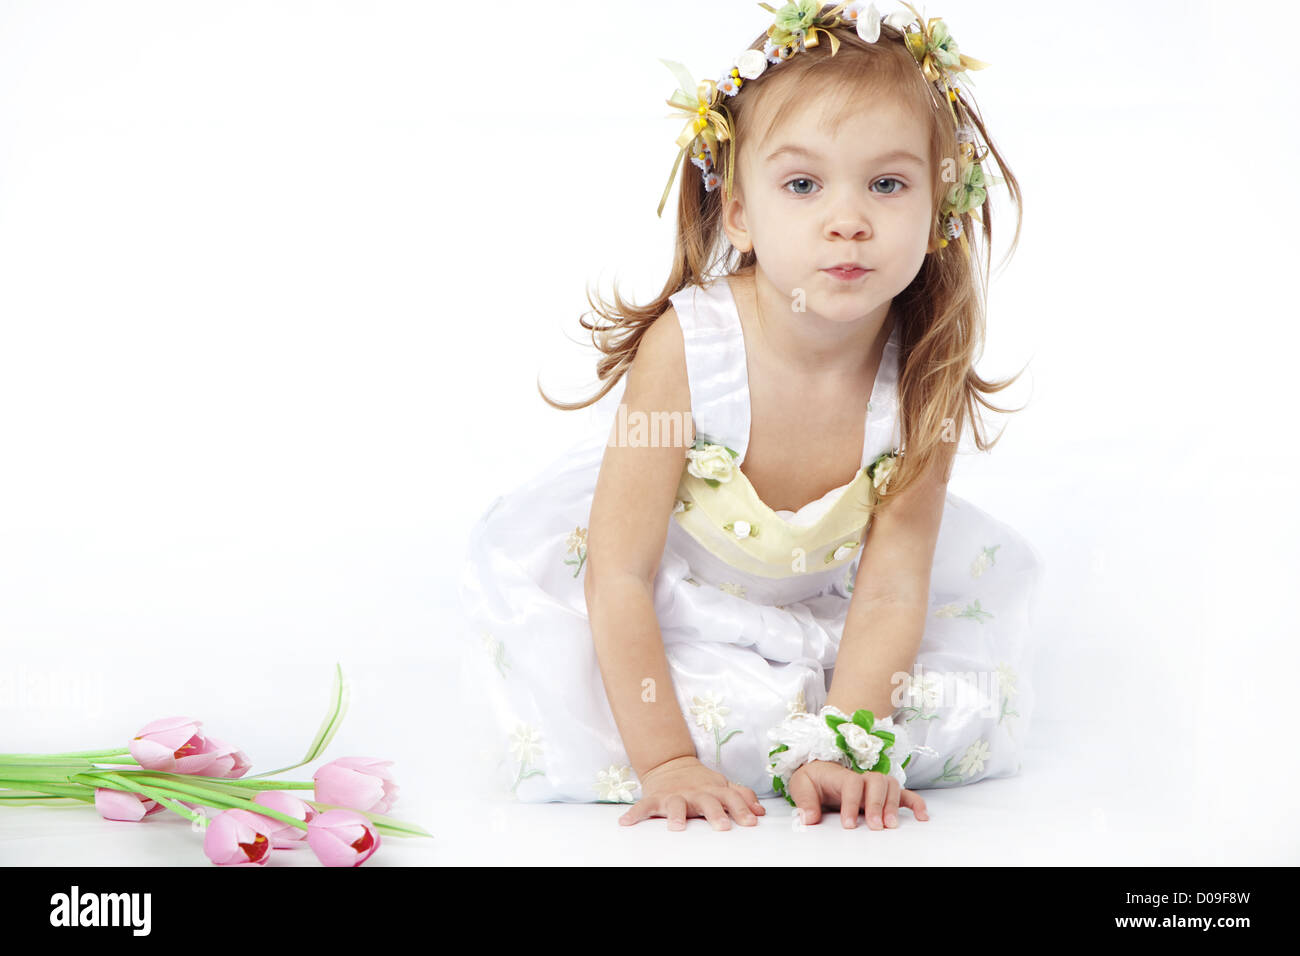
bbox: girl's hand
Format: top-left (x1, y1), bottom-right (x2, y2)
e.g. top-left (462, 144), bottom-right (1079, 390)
top-left (619, 755), bottom-right (766, 831)
top-left (786, 759), bottom-right (930, 829)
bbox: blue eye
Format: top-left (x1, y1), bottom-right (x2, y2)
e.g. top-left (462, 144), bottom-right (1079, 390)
top-left (782, 177), bottom-right (907, 197)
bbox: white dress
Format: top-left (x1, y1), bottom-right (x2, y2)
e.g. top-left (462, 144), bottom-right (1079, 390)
top-left (457, 276), bottom-right (1046, 804)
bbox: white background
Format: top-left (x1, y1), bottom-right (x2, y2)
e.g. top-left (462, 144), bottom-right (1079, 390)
top-left (1, 0), bottom-right (1297, 866)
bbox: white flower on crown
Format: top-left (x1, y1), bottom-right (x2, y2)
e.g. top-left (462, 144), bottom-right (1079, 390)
top-left (717, 73), bottom-right (741, 97)
top-left (842, 2), bottom-right (915, 42)
top-left (685, 442), bottom-right (736, 482)
top-left (734, 49), bottom-right (768, 80)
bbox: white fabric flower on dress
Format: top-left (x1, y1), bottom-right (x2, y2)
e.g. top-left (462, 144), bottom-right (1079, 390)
top-left (958, 738), bottom-right (991, 777)
top-left (686, 443), bottom-right (736, 483)
top-left (719, 581), bottom-right (747, 598)
top-left (595, 765), bottom-right (638, 802)
top-left (832, 542), bottom-right (858, 561)
top-left (689, 692), bottom-right (730, 733)
top-left (732, 520), bottom-right (752, 538)
top-left (871, 454), bottom-right (897, 491)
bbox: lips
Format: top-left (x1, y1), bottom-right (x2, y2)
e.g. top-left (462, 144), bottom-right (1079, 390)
top-left (823, 264), bottom-right (872, 280)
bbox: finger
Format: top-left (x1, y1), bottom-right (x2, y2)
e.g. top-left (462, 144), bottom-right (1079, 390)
top-left (840, 774), bottom-right (866, 829)
top-left (665, 794), bottom-right (688, 831)
top-left (864, 772), bottom-right (889, 829)
top-left (619, 797), bottom-right (658, 827)
top-left (787, 768), bottom-right (821, 826)
top-left (900, 788), bottom-right (930, 821)
top-left (691, 792), bottom-right (731, 831)
top-left (730, 781), bottom-right (766, 815)
top-left (883, 777), bottom-right (902, 828)
top-left (719, 787), bottom-right (758, 826)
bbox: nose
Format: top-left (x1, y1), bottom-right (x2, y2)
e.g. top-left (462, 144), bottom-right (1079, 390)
top-left (824, 192), bottom-right (873, 241)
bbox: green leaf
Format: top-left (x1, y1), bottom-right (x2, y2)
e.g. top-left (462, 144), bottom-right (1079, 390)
top-left (249, 662), bottom-right (350, 778)
top-left (851, 710), bottom-right (875, 731)
top-left (769, 744), bottom-right (789, 757)
top-left (902, 754), bottom-right (912, 769)
top-left (824, 714), bottom-right (846, 730)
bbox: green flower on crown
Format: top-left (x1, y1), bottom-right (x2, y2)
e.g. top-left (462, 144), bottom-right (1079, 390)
top-left (920, 19), bottom-right (963, 71)
top-left (767, 0), bottom-right (822, 46)
top-left (941, 158), bottom-right (987, 218)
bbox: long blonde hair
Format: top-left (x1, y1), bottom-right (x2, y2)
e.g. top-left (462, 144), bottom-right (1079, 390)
top-left (539, 13), bottom-right (1026, 508)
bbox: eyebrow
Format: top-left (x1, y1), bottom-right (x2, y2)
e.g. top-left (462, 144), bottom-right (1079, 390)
top-left (764, 144), bottom-right (927, 166)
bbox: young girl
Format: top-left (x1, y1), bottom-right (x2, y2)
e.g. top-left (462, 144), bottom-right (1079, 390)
top-left (459, 0), bottom-right (1043, 831)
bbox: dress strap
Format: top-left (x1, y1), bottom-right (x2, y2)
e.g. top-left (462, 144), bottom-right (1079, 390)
top-left (862, 326), bottom-right (904, 466)
top-left (667, 278), bottom-right (751, 460)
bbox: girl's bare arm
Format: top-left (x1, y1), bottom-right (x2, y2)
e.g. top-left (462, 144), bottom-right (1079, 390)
top-left (584, 307), bottom-right (699, 779)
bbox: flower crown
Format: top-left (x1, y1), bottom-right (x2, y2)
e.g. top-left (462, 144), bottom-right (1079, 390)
top-left (656, 0), bottom-right (1001, 257)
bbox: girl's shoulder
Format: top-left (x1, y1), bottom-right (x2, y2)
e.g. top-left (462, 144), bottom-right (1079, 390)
top-left (624, 304), bottom-right (695, 444)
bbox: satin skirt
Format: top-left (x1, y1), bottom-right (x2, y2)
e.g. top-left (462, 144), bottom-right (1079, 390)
top-left (457, 432), bottom-right (1045, 803)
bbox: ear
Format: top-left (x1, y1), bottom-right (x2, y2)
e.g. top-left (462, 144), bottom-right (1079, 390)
top-left (721, 188), bottom-right (753, 254)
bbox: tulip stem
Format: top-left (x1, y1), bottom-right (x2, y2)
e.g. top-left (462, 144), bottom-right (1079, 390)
top-left (0, 748), bottom-right (133, 760)
top-left (127, 771), bottom-right (314, 793)
top-left (74, 771), bottom-right (310, 832)
top-left (0, 778), bottom-right (95, 799)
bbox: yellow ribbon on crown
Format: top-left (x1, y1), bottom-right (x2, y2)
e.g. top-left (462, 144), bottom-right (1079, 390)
top-left (657, 60), bottom-right (738, 217)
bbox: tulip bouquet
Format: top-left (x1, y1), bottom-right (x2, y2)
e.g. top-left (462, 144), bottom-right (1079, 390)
top-left (0, 664), bottom-right (431, 866)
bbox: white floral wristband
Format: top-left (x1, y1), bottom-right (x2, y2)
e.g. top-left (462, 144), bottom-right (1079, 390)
top-left (766, 704), bottom-right (937, 806)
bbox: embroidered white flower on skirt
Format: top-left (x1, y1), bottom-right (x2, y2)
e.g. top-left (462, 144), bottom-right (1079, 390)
top-left (958, 738), bottom-right (991, 777)
top-left (689, 692), bottom-right (730, 733)
top-left (508, 724), bottom-right (543, 765)
top-left (595, 765), bottom-right (638, 802)
top-left (905, 671), bottom-right (943, 709)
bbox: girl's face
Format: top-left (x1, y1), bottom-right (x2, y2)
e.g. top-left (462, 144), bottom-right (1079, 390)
top-left (725, 90), bottom-right (935, 324)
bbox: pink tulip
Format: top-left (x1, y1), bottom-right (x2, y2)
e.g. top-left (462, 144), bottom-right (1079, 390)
top-left (250, 791), bottom-right (318, 849)
top-left (94, 788), bottom-right (166, 822)
top-left (313, 757), bottom-right (398, 814)
top-left (200, 737), bottom-right (252, 779)
top-left (305, 809), bottom-right (380, 867)
top-left (129, 717), bottom-right (249, 777)
top-left (203, 808), bottom-right (274, 866)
